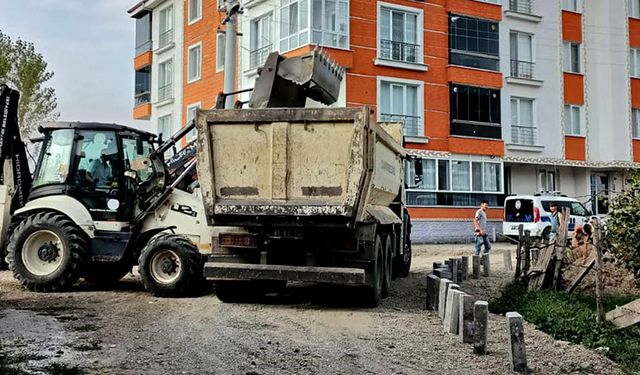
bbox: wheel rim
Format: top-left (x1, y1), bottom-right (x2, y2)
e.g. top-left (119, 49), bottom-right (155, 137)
top-left (22, 230), bottom-right (65, 276)
top-left (149, 249), bottom-right (182, 285)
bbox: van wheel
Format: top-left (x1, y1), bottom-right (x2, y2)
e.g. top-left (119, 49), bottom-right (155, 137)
top-left (7, 212), bottom-right (88, 292)
top-left (364, 234), bottom-right (384, 307)
top-left (138, 234), bottom-right (203, 297)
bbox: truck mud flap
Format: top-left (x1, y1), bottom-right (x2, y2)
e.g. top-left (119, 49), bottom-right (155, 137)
top-left (204, 262), bottom-right (366, 285)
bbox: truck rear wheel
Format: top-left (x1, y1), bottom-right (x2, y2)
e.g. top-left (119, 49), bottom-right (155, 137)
top-left (138, 234), bottom-right (203, 297)
top-left (394, 212), bottom-right (412, 278)
top-left (7, 212), bottom-right (88, 292)
top-left (364, 234), bottom-right (384, 307)
top-left (382, 234), bottom-right (392, 298)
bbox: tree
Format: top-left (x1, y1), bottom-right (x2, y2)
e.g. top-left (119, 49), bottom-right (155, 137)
top-left (0, 30), bottom-right (58, 138)
top-left (605, 171), bottom-right (640, 278)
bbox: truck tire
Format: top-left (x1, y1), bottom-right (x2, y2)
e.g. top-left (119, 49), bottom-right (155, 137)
top-left (7, 211), bottom-right (88, 292)
top-left (138, 234), bottom-right (204, 297)
top-left (83, 261), bottom-right (132, 285)
top-left (394, 212), bottom-right (412, 278)
top-left (382, 234), bottom-right (393, 298)
top-left (364, 234), bottom-right (384, 307)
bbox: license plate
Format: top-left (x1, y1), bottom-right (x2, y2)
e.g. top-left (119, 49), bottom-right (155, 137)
top-left (511, 225), bottom-right (519, 230)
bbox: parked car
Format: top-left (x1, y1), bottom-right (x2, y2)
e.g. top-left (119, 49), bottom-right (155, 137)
top-left (502, 193), bottom-right (597, 240)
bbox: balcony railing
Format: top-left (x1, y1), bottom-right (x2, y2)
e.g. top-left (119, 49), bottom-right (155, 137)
top-left (135, 91), bottom-right (151, 106)
top-left (380, 113), bottom-right (421, 136)
top-left (249, 44), bottom-right (272, 70)
top-left (158, 83), bottom-right (173, 102)
top-left (510, 60), bottom-right (535, 80)
top-left (135, 40), bottom-right (152, 56)
top-left (511, 125), bottom-right (537, 145)
top-left (509, 0), bottom-right (534, 15)
top-left (379, 39), bottom-right (420, 64)
top-left (159, 29), bottom-right (174, 49)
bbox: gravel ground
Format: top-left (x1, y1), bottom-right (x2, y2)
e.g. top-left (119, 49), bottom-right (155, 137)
top-left (0, 244), bottom-right (623, 374)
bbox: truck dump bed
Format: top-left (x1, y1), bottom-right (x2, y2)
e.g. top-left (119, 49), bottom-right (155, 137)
top-left (196, 106), bottom-right (404, 226)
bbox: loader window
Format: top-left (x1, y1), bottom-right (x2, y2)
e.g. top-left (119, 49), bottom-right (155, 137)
top-left (76, 131), bottom-right (118, 188)
top-left (33, 129), bottom-right (74, 187)
top-left (122, 137), bottom-right (154, 182)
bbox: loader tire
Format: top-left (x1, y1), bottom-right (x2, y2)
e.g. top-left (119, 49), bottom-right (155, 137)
top-left (138, 233), bottom-right (203, 297)
top-left (7, 211), bottom-right (88, 292)
top-left (0, 221), bottom-right (19, 270)
top-left (363, 234), bottom-right (384, 307)
top-left (83, 260), bottom-right (132, 285)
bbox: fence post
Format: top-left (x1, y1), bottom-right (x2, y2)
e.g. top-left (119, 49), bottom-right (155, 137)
top-left (552, 207), bottom-right (571, 290)
top-left (514, 224), bottom-right (524, 280)
top-left (523, 230), bottom-right (531, 287)
top-left (592, 220), bottom-right (606, 323)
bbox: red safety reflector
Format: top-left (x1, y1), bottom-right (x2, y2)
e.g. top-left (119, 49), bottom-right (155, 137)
top-left (219, 233), bottom-right (257, 247)
top-left (534, 207), bottom-right (540, 223)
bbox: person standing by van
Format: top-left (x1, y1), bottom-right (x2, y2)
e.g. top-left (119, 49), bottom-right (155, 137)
top-left (549, 202), bottom-right (563, 241)
top-left (473, 200), bottom-right (491, 255)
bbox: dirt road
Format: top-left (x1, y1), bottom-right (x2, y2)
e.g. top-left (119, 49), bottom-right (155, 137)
top-left (0, 244), bottom-right (622, 374)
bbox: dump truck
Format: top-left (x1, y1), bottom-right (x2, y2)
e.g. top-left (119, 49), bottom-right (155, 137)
top-left (197, 106), bottom-right (412, 306)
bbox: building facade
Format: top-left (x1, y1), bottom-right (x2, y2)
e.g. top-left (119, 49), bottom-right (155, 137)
top-left (128, 0), bottom-right (640, 243)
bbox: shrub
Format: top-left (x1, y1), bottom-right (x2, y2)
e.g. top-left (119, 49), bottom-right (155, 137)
top-left (606, 171), bottom-right (640, 278)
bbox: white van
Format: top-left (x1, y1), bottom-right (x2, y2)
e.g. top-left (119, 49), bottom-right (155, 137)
top-left (502, 194), bottom-right (594, 240)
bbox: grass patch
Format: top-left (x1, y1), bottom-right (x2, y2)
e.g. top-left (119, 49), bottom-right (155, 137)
top-left (491, 282), bottom-right (640, 373)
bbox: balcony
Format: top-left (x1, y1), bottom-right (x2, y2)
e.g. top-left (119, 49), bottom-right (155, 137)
top-left (135, 40), bottom-right (152, 56)
top-left (510, 60), bottom-right (535, 79)
top-left (249, 44), bottom-right (272, 70)
top-left (379, 39), bottom-right (420, 64)
top-left (135, 92), bottom-right (151, 106)
top-left (159, 29), bottom-right (174, 49)
top-left (380, 113), bottom-right (421, 137)
top-left (509, 0), bottom-right (534, 15)
top-left (511, 125), bottom-right (537, 146)
top-left (158, 83), bottom-right (173, 102)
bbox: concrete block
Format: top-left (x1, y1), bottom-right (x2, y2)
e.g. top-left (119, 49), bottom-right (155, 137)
top-left (506, 312), bottom-right (528, 373)
top-left (472, 255), bottom-right (481, 279)
top-left (426, 274), bottom-right (440, 311)
top-left (444, 289), bottom-right (463, 334)
top-left (482, 254), bottom-right (491, 277)
top-left (434, 268), bottom-right (451, 280)
top-left (459, 293), bottom-right (475, 343)
top-left (432, 261), bottom-right (442, 271)
top-left (438, 279), bottom-right (452, 319)
top-left (461, 256), bottom-right (469, 280)
top-left (503, 250), bottom-right (513, 271)
top-left (473, 301), bottom-right (489, 355)
top-left (451, 258), bottom-right (459, 283)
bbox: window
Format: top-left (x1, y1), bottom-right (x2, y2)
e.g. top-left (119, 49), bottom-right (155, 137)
top-left (189, 0), bottom-right (202, 23)
top-left (122, 138), bottom-right (154, 182)
top-left (510, 97), bottom-right (535, 145)
top-left (159, 5), bottom-right (174, 49)
top-left (250, 13), bottom-right (274, 69)
top-left (135, 12), bottom-right (152, 55)
top-left (631, 0), bottom-right (640, 18)
top-left (449, 14), bottom-right (500, 71)
top-left (188, 44), bottom-right (202, 82)
top-left (280, 0), bottom-right (309, 52)
top-left (33, 129), bottom-right (74, 187)
top-left (633, 108), bottom-right (640, 139)
top-left (379, 79), bottom-right (422, 137)
top-left (158, 115), bottom-right (172, 138)
top-left (631, 48), bottom-right (640, 77)
top-left (450, 83), bottom-right (501, 139)
top-left (563, 42), bottom-right (580, 73)
top-left (312, 0), bottom-right (349, 49)
top-left (378, 4), bottom-right (422, 64)
top-left (538, 170), bottom-right (556, 192)
top-left (562, 0), bottom-right (578, 12)
top-left (158, 59), bottom-right (173, 102)
top-left (134, 67), bottom-right (151, 105)
top-left (564, 105), bottom-right (581, 135)
top-left (186, 104), bottom-right (201, 141)
top-left (406, 157), bottom-right (504, 206)
top-left (509, 31), bottom-right (533, 79)
top-left (216, 33), bottom-right (225, 71)
top-left (509, 0), bottom-right (534, 14)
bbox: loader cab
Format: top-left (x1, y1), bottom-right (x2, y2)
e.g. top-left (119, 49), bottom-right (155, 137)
top-left (31, 123), bottom-right (163, 222)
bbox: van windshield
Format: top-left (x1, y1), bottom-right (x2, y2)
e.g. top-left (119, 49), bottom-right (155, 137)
top-left (505, 199), bottom-right (534, 222)
top-left (541, 200), bottom-right (589, 217)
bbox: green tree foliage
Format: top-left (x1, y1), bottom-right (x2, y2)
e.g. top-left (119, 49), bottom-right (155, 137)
top-left (0, 30), bottom-right (58, 137)
top-left (606, 171), bottom-right (640, 278)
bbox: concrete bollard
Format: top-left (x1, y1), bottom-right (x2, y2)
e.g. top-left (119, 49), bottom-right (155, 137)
top-left (458, 293), bottom-right (475, 343)
top-left (444, 289), bottom-right (463, 334)
top-left (426, 274), bottom-right (440, 311)
top-left (432, 261), bottom-right (442, 272)
top-left (503, 250), bottom-right (513, 271)
top-left (461, 256), bottom-right (469, 280)
top-left (434, 268), bottom-right (451, 280)
top-left (482, 254), bottom-right (491, 277)
top-left (438, 279), bottom-right (452, 319)
top-left (472, 255), bottom-right (481, 279)
top-left (506, 312), bottom-right (528, 373)
top-left (473, 301), bottom-right (489, 355)
top-left (451, 258), bottom-right (459, 283)
top-left (440, 282), bottom-right (459, 320)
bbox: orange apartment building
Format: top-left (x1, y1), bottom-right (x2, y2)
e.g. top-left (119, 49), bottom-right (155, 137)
top-left (130, 0), bottom-right (640, 242)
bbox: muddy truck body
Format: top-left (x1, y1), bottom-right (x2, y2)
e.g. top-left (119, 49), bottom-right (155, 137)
top-left (197, 106), bottom-right (412, 306)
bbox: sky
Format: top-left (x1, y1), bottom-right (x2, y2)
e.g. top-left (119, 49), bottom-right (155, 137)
top-left (0, 0), bottom-right (147, 128)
